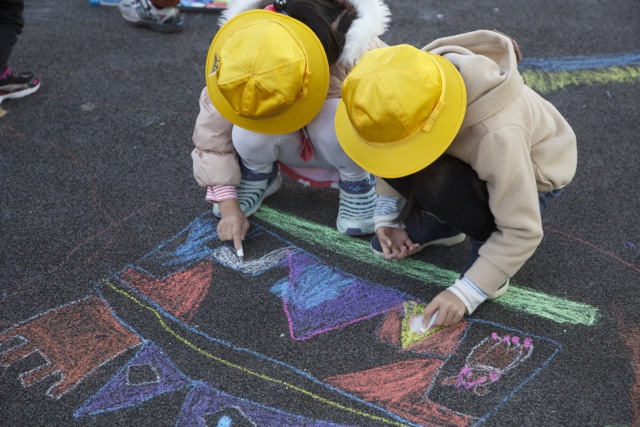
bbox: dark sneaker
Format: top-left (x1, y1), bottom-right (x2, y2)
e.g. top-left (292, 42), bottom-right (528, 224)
top-left (336, 174), bottom-right (376, 236)
top-left (212, 162), bottom-right (282, 218)
top-left (118, 0), bottom-right (184, 33)
top-left (370, 211), bottom-right (466, 256)
top-left (0, 68), bottom-right (41, 104)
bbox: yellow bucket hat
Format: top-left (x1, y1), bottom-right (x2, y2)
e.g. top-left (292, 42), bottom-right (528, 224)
top-left (205, 10), bottom-right (330, 134)
top-left (336, 44), bottom-right (467, 178)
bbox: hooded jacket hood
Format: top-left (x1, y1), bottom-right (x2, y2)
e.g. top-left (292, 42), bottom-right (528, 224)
top-left (425, 30), bottom-right (525, 128)
top-left (219, 0), bottom-right (390, 67)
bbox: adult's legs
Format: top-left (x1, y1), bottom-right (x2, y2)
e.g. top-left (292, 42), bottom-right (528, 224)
top-left (0, 0), bottom-right (24, 70)
top-left (0, 0), bottom-right (41, 104)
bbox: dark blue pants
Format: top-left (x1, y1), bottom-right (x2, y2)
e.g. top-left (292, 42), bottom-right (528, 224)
top-left (383, 154), bottom-right (564, 273)
top-left (0, 0), bottom-right (25, 70)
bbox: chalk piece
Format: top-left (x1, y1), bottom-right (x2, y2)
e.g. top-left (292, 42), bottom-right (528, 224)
top-left (409, 312), bottom-right (438, 334)
top-left (409, 316), bottom-right (427, 333)
top-left (426, 312), bottom-right (438, 330)
top-left (236, 245), bottom-right (244, 258)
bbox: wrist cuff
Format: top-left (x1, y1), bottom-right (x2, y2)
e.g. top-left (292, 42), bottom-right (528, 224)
top-left (374, 196), bottom-right (405, 231)
top-left (448, 277), bottom-right (489, 315)
top-left (206, 185), bottom-right (238, 203)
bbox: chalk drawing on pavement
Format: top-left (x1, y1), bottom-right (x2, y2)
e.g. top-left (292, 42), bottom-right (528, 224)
top-left (2, 212), bottom-right (562, 426)
top-left (255, 206), bottom-right (600, 326)
top-left (120, 259), bottom-right (213, 323)
top-left (0, 296), bottom-right (141, 399)
top-left (521, 50), bottom-right (640, 93)
top-left (438, 332), bottom-right (534, 396)
top-left (271, 250), bottom-right (411, 340)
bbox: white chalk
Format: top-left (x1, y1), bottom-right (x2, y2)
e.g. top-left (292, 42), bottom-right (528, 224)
top-left (236, 245), bottom-right (244, 258)
top-left (409, 312), bottom-right (439, 334)
top-left (426, 312), bottom-right (438, 330)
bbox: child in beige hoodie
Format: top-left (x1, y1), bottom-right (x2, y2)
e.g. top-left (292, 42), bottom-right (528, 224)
top-left (335, 31), bottom-right (577, 329)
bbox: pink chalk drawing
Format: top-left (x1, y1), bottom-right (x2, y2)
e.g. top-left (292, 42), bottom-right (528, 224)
top-left (0, 296), bottom-right (141, 399)
top-left (440, 332), bottom-right (534, 396)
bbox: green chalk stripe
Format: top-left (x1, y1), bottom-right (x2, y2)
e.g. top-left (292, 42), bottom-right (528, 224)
top-left (523, 66), bottom-right (640, 94)
top-left (255, 206), bottom-right (599, 326)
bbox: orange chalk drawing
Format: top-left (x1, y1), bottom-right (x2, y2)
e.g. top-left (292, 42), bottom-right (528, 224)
top-left (0, 296), bottom-right (140, 399)
top-left (119, 259), bottom-right (213, 323)
top-left (325, 359), bottom-right (473, 427)
top-left (616, 315), bottom-right (640, 427)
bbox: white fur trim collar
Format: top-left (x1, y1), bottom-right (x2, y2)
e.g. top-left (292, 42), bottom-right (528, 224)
top-left (218, 0), bottom-right (390, 67)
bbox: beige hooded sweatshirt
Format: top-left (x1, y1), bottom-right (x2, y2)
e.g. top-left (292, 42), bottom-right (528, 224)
top-left (377, 30), bottom-right (577, 296)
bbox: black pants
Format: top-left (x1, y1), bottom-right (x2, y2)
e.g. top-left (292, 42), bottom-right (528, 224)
top-left (0, 0), bottom-right (25, 70)
top-left (383, 154), bottom-right (497, 243)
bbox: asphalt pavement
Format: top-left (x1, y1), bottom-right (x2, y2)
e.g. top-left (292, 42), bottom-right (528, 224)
top-left (1, 1), bottom-right (640, 426)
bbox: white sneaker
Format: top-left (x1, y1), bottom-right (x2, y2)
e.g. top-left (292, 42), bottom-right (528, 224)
top-left (118, 0), bottom-right (184, 33)
top-left (336, 174), bottom-right (376, 236)
top-left (212, 163), bottom-right (282, 218)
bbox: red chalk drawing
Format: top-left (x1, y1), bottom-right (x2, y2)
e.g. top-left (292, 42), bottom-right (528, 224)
top-left (0, 296), bottom-right (140, 399)
top-left (325, 359), bottom-right (474, 427)
top-left (439, 332), bottom-right (533, 396)
top-left (119, 259), bottom-right (213, 323)
top-left (615, 316), bottom-right (640, 427)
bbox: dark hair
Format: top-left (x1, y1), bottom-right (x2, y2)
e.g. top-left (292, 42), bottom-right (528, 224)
top-left (260, 0), bottom-right (357, 65)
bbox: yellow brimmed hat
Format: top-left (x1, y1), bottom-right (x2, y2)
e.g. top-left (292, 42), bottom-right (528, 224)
top-left (336, 44), bottom-right (467, 178)
top-left (205, 10), bottom-right (330, 134)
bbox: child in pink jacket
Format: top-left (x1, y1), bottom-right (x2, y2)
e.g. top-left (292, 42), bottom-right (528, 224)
top-left (192, 0), bottom-right (390, 253)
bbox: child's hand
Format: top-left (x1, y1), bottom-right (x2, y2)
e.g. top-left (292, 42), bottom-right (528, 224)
top-left (376, 226), bottom-right (420, 260)
top-left (423, 290), bottom-right (467, 328)
top-left (216, 199), bottom-right (249, 252)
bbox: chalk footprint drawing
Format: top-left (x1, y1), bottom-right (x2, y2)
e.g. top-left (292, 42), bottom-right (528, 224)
top-left (0, 210), bottom-right (563, 427)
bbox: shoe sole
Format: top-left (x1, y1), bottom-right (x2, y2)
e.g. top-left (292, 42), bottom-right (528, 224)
top-left (340, 226), bottom-right (375, 236)
top-left (370, 232), bottom-right (466, 257)
top-left (0, 83), bottom-right (41, 104)
top-left (125, 19), bottom-right (184, 33)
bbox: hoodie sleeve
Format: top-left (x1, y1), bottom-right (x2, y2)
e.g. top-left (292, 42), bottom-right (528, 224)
top-left (462, 127), bottom-right (543, 295)
top-left (191, 87), bottom-right (242, 188)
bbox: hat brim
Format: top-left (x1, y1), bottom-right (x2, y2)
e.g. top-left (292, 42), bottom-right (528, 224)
top-left (336, 52), bottom-right (467, 179)
top-left (206, 10), bottom-right (330, 135)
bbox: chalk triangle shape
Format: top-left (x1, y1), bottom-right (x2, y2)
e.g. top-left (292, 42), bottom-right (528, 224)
top-left (74, 342), bottom-right (192, 417)
top-left (119, 259), bottom-right (213, 323)
top-left (136, 213), bottom-right (220, 274)
top-left (324, 359), bottom-right (474, 427)
top-left (176, 382), bottom-right (350, 427)
top-left (274, 251), bottom-right (410, 340)
top-left (400, 301), bottom-right (445, 348)
top-left (376, 304), bottom-right (468, 357)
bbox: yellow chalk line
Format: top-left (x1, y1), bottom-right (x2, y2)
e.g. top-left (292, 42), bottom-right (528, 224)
top-left (103, 280), bottom-right (410, 427)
